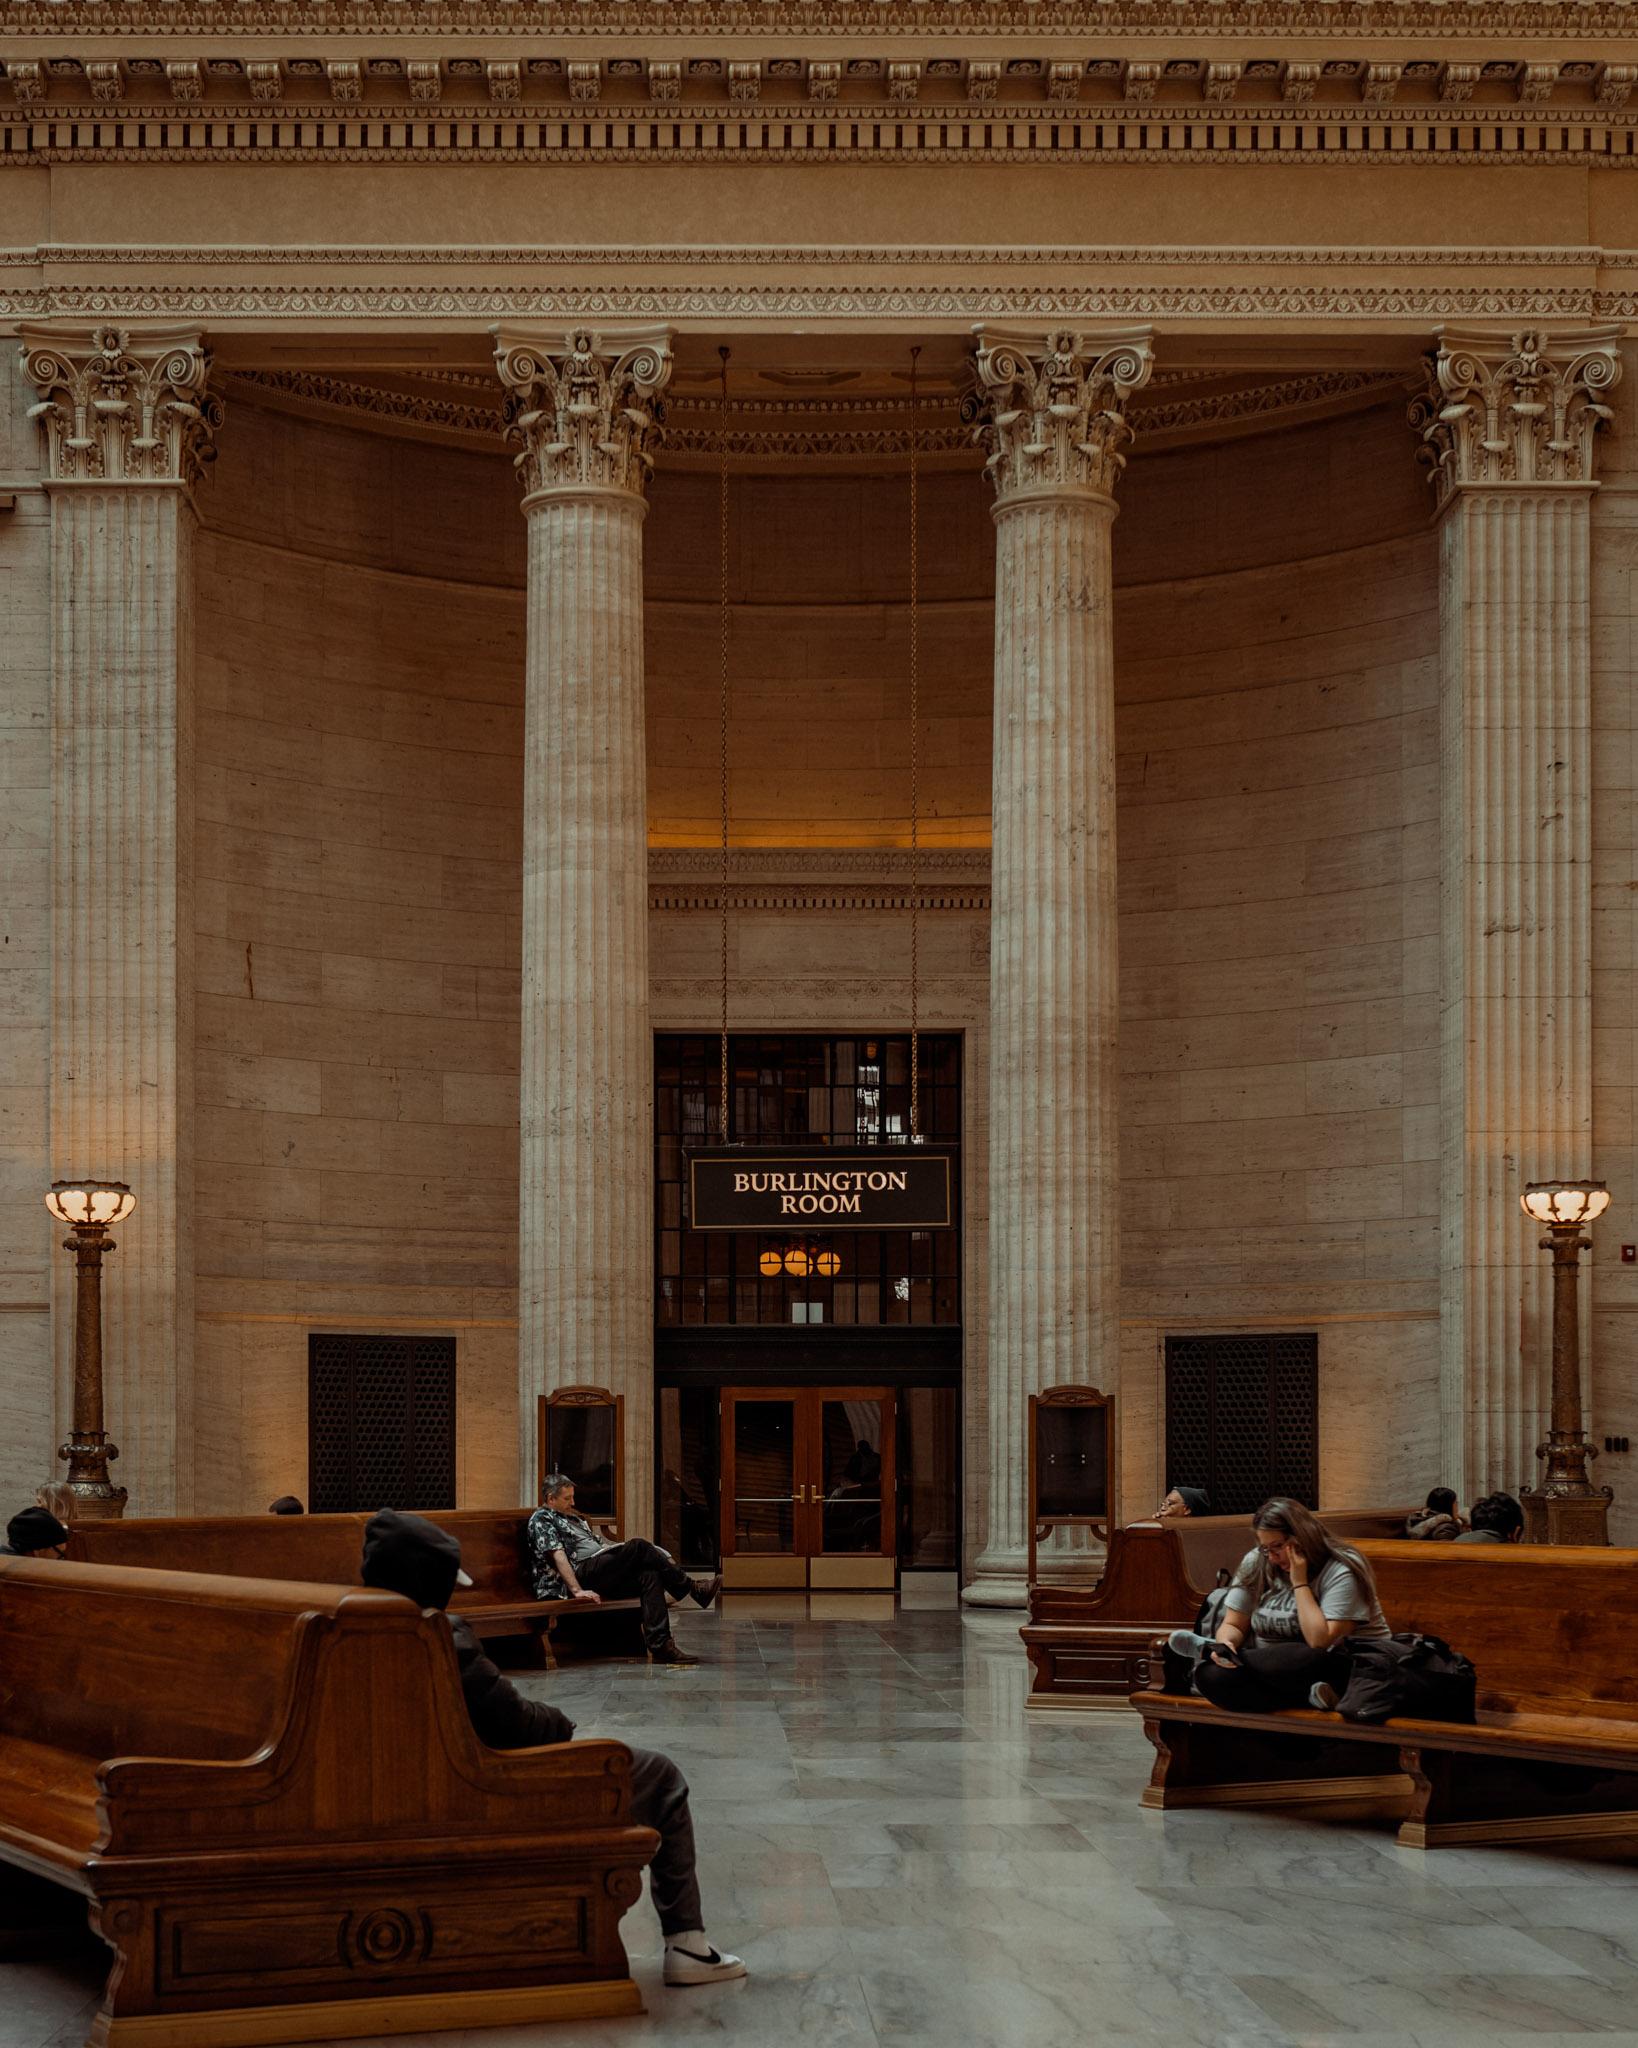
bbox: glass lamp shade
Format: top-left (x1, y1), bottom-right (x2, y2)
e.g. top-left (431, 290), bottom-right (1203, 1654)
top-left (46, 1180), bottom-right (136, 1227)
top-left (1520, 1181), bottom-right (1612, 1226)
top-left (815, 1250), bottom-right (841, 1278)
top-left (783, 1247), bottom-right (811, 1277)
top-left (759, 1249), bottom-right (784, 1278)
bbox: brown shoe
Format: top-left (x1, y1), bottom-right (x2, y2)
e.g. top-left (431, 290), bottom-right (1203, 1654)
top-left (651, 1640), bottom-right (700, 1666)
top-left (691, 1574), bottom-right (723, 1610)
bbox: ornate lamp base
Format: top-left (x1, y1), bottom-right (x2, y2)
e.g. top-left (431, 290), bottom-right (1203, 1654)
top-left (59, 1434), bottom-right (127, 1522)
top-left (1518, 1486), bottom-right (1612, 1547)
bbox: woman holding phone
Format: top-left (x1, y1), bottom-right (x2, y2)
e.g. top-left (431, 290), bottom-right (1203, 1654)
top-left (1185, 1498), bottom-right (1392, 1713)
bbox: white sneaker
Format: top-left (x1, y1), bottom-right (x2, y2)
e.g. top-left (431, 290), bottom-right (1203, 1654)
top-left (1166, 1629), bottom-right (1217, 1659)
top-left (664, 1939), bottom-right (748, 1986)
top-left (1308, 1682), bottom-right (1340, 1711)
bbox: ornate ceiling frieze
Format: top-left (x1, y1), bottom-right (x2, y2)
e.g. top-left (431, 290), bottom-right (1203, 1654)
top-left (4, 0), bottom-right (1638, 38)
top-left (222, 363), bottom-right (1412, 464)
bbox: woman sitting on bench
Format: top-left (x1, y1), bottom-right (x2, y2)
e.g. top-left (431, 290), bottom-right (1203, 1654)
top-left (1181, 1499), bottom-right (1392, 1714)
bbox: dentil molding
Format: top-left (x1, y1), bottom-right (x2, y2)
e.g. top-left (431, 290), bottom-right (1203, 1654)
top-left (19, 322), bottom-right (222, 487)
top-left (1410, 323), bottom-right (1623, 505)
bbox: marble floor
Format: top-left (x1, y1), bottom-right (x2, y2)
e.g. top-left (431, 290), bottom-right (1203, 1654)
top-left (9, 1596), bottom-right (1638, 2048)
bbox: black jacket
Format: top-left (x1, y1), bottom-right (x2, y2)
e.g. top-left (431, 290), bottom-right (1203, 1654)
top-left (449, 1615), bottom-right (575, 1750)
top-left (358, 1507), bottom-right (576, 1752)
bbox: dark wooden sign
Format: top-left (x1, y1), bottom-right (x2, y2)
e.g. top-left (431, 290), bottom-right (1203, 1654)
top-left (685, 1146), bottom-right (956, 1232)
top-left (1027, 1385), bottom-right (1115, 1587)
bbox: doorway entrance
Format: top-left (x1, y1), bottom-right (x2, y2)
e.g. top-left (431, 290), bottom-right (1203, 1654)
top-left (720, 1385), bottom-right (897, 1588)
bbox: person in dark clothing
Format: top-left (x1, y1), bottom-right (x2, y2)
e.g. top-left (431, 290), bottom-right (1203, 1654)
top-left (526, 1475), bottom-right (721, 1667)
top-left (3, 1507), bottom-right (69, 1557)
top-left (1157, 1487), bottom-right (1212, 1519)
top-left (1405, 1486), bottom-right (1463, 1540)
top-left (1454, 1491), bottom-right (1525, 1544)
top-left (360, 1508), bottom-right (745, 1987)
top-left (268, 1495), bottom-right (304, 1515)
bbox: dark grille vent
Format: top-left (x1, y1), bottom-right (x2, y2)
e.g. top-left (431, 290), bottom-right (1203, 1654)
top-left (308, 1335), bottom-right (456, 1514)
top-left (1165, 1333), bottom-right (1318, 1518)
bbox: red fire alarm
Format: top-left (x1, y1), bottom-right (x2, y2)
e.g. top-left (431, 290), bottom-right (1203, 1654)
top-left (1623, 1245), bottom-right (1637, 1264)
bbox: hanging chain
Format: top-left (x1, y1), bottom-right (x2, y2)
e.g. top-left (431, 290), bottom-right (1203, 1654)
top-left (908, 345), bottom-right (921, 1141)
top-left (718, 346), bottom-right (732, 1146)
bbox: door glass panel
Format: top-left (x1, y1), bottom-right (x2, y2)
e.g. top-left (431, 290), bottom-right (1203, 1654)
top-left (819, 1399), bottom-right (884, 1553)
top-left (731, 1400), bottom-right (796, 1553)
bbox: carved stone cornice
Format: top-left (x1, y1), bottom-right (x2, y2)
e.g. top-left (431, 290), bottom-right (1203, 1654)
top-left (491, 322), bottom-right (672, 504)
top-left (965, 325), bottom-right (1155, 508)
top-left (1410, 323), bottom-right (1623, 508)
top-left (19, 323), bottom-right (221, 489)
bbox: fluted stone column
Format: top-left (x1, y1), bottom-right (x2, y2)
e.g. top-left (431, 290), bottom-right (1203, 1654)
top-left (963, 327), bottom-right (1154, 1606)
top-left (1412, 327), bottom-right (1622, 1503)
top-left (494, 326), bottom-right (672, 1535)
top-left (21, 324), bottom-right (221, 1517)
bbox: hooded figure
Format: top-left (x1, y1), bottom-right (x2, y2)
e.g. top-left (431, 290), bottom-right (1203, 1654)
top-left (355, 1507), bottom-right (745, 1986)
top-left (361, 1508), bottom-right (574, 1749)
top-left (3, 1506), bottom-right (69, 1557)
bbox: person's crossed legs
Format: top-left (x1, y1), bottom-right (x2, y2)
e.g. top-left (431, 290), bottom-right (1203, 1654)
top-left (1191, 1639), bottom-right (1350, 1714)
top-left (577, 1538), bottom-right (708, 1654)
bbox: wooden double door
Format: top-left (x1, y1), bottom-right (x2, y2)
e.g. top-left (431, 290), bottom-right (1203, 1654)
top-left (720, 1385), bottom-right (897, 1588)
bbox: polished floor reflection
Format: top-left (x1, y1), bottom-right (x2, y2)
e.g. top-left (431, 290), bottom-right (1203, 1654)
top-left (8, 1597), bottom-right (1638, 2047)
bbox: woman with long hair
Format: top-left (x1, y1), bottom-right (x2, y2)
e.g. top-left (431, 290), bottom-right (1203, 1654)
top-left (1182, 1498), bottom-right (1391, 1713)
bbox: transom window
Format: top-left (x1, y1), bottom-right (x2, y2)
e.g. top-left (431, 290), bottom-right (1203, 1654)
top-left (654, 1033), bottom-right (962, 1327)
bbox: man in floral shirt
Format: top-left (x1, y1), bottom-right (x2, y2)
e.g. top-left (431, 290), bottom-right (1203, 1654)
top-left (526, 1473), bottom-right (721, 1666)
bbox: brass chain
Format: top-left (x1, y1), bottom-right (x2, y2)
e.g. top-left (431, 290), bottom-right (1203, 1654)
top-left (908, 345), bottom-right (921, 1141)
top-left (718, 346), bottom-right (731, 1146)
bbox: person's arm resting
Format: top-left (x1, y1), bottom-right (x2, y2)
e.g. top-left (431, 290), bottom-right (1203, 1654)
top-left (1289, 1557), bottom-right (1357, 1649)
top-left (551, 1545), bottom-right (600, 1603)
top-left (1214, 1589), bottom-right (1250, 1662)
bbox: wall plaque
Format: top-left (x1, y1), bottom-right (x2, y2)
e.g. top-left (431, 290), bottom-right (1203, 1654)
top-left (685, 1146), bottom-right (956, 1231)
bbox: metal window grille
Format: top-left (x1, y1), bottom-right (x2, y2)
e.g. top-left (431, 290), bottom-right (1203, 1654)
top-left (1164, 1333), bottom-right (1318, 1517)
top-left (654, 1032), bottom-right (962, 1327)
top-left (308, 1334), bottom-right (456, 1514)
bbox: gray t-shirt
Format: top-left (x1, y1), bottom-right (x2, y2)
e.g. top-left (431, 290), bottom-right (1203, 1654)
top-left (1224, 1549), bottom-right (1391, 1644)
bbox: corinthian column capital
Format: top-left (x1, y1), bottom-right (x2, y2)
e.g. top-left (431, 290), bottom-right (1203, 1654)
top-left (964, 324), bottom-right (1155, 510)
top-left (20, 323), bottom-right (220, 490)
top-left (1410, 324), bottom-right (1623, 510)
top-left (491, 323), bottom-right (673, 506)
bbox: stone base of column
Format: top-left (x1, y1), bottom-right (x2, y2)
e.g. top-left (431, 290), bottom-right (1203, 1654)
top-left (1519, 1487), bottom-right (1613, 1546)
top-left (962, 1536), bottom-right (1106, 1608)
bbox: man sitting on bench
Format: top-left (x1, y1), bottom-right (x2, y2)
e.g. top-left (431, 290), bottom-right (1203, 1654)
top-left (361, 1508), bottom-right (746, 1987)
top-left (526, 1472), bottom-right (721, 1668)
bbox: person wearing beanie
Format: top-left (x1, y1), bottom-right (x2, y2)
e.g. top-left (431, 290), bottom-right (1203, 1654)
top-left (360, 1508), bottom-right (746, 1988)
top-left (268, 1496), bottom-right (304, 1515)
top-left (1157, 1486), bottom-right (1212, 1519)
top-left (3, 1506), bottom-right (70, 1557)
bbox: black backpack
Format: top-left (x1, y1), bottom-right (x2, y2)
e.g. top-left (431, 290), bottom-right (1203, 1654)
top-left (1337, 1632), bottom-right (1477, 1725)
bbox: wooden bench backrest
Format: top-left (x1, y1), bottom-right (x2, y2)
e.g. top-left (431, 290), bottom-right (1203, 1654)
top-left (1172, 1505), bottom-right (1420, 1593)
top-left (0, 1560), bottom-right (355, 1762)
top-left (1358, 1539), bottom-right (1638, 1716)
top-left (67, 1510), bottom-right (540, 1610)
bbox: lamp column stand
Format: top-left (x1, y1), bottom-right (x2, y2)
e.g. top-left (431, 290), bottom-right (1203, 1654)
top-left (59, 1214), bottom-right (127, 1520)
top-left (1520, 1217), bottom-right (1612, 1545)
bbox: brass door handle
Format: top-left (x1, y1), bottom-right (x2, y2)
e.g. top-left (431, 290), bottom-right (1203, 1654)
top-left (793, 1485), bottom-right (808, 1503)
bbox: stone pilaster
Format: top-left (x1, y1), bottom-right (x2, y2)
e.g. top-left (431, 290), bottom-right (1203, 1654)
top-left (493, 325), bottom-right (672, 1534)
top-left (962, 326), bottom-right (1154, 1605)
top-left (1411, 326), bottom-right (1622, 1501)
top-left (21, 323), bottom-right (221, 1517)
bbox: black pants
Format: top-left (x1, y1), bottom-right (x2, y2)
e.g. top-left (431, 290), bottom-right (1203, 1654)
top-left (577, 1539), bottom-right (696, 1653)
top-left (1191, 1639), bottom-right (1350, 1715)
top-left (626, 1745), bottom-right (703, 1936)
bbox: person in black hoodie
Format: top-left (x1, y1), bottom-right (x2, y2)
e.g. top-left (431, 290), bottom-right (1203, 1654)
top-left (2, 1507), bottom-right (69, 1557)
top-left (360, 1508), bottom-right (745, 1988)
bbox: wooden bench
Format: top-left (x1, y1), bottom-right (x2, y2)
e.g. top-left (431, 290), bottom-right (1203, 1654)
top-left (0, 1555), bottom-right (658, 2047)
top-left (1131, 1540), bottom-right (1638, 1849)
top-left (1021, 1505), bottom-right (1418, 1708)
top-left (67, 1510), bottom-right (648, 1666)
